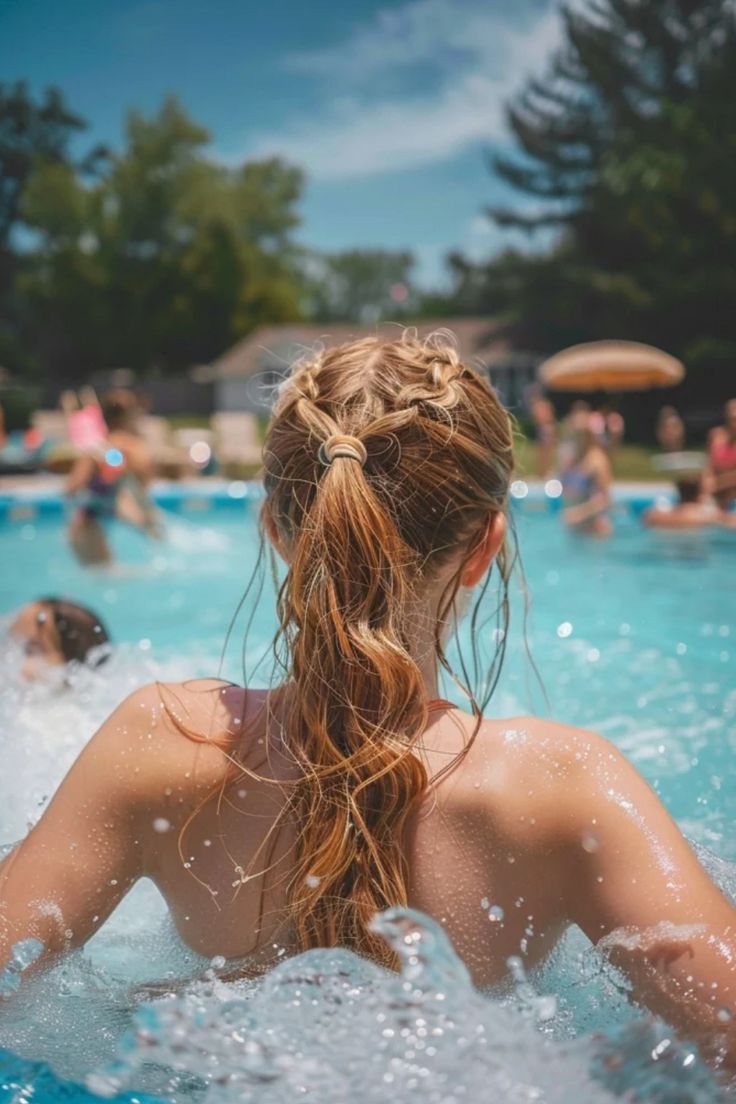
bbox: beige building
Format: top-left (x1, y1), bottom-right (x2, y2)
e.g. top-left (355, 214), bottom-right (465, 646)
top-left (205, 319), bottom-right (540, 415)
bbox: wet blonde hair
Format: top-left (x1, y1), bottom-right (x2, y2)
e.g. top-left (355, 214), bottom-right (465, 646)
top-left (256, 330), bottom-right (514, 964)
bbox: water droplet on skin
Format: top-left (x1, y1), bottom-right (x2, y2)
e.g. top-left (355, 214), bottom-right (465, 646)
top-left (717, 1007), bottom-right (732, 1023)
top-left (305, 874), bottom-right (321, 888)
top-left (488, 906), bottom-right (504, 923)
top-left (480, 897), bottom-right (490, 910)
top-left (581, 833), bottom-right (599, 853)
top-left (153, 817), bottom-right (171, 833)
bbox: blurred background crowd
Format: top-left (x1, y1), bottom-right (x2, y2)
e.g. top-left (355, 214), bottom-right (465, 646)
top-left (0, 0), bottom-right (734, 548)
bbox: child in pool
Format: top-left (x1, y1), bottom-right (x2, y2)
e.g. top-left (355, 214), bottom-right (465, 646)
top-left (1, 334), bottom-right (735, 1070)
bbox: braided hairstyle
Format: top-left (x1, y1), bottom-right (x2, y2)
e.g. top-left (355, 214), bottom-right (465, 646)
top-left (260, 330), bottom-right (514, 965)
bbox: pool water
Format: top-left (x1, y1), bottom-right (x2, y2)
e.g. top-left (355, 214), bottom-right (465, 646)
top-left (0, 491), bottom-right (734, 1102)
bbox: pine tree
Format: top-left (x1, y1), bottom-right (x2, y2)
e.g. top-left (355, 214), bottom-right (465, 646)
top-left (464, 0), bottom-right (736, 415)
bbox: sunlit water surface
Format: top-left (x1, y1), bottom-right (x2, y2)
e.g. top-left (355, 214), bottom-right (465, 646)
top-left (0, 495), bottom-right (734, 1102)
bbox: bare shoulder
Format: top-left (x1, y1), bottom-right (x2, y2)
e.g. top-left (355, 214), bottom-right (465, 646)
top-left (459, 714), bottom-right (632, 842)
top-left (88, 679), bottom-right (254, 807)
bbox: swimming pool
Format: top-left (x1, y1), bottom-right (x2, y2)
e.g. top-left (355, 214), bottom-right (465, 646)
top-left (0, 485), bottom-right (734, 1102)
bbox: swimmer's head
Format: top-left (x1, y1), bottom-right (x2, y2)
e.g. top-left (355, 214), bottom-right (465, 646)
top-left (260, 330), bottom-right (513, 965)
top-left (9, 598), bottom-right (110, 679)
top-left (101, 389), bottom-right (140, 433)
top-left (675, 478), bottom-right (702, 505)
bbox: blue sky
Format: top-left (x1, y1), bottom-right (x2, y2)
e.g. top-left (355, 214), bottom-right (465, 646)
top-left (0, 0), bottom-right (563, 285)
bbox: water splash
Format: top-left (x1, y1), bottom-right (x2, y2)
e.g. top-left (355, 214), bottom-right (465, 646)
top-left (82, 909), bottom-right (721, 1104)
top-left (0, 940), bottom-right (43, 999)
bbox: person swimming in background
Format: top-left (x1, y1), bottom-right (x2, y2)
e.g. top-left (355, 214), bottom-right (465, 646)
top-left (560, 415), bottom-right (613, 537)
top-left (643, 475), bottom-right (736, 531)
top-left (6, 597), bottom-right (110, 680)
top-left (1, 333), bottom-right (736, 1072)
top-left (707, 398), bottom-right (736, 510)
top-left (66, 388), bottom-right (162, 565)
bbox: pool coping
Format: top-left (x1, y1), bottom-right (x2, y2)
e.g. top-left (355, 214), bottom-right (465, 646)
top-left (0, 474), bottom-right (676, 524)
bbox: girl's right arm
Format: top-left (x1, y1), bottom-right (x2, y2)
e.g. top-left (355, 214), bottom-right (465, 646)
top-left (0, 690), bottom-right (154, 972)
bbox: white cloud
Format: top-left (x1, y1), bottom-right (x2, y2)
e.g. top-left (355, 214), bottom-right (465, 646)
top-left (234, 0), bottom-right (565, 181)
top-left (460, 212), bottom-right (548, 263)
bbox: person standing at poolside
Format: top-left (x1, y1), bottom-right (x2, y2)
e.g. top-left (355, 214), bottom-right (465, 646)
top-left (528, 388), bottom-right (557, 478)
top-left (66, 389), bottom-right (161, 565)
top-left (1, 333), bottom-right (736, 1071)
top-left (590, 401), bottom-right (625, 454)
top-left (656, 406), bottom-right (686, 454)
top-left (707, 398), bottom-right (736, 510)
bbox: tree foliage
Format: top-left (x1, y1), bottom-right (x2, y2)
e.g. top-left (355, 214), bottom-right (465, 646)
top-left (453, 0), bottom-right (736, 399)
top-left (307, 248), bottom-right (415, 323)
top-left (2, 92), bottom-right (305, 380)
top-left (0, 82), bottom-right (102, 371)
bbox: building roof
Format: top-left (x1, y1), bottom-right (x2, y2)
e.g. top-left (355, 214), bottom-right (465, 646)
top-left (206, 318), bottom-right (511, 381)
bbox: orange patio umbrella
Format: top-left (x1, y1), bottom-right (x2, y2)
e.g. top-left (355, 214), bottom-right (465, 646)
top-left (539, 340), bottom-right (685, 392)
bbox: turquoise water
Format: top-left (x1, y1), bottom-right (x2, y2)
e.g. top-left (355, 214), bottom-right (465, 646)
top-left (0, 491), bottom-right (734, 1101)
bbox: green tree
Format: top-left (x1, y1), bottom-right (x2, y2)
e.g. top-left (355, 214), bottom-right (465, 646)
top-left (461, 0), bottom-right (736, 403)
top-left (308, 248), bottom-right (415, 323)
top-left (0, 82), bottom-right (100, 371)
top-left (19, 96), bottom-right (305, 378)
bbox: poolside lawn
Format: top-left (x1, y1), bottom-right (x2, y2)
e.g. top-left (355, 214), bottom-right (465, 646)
top-left (166, 417), bottom-right (659, 482)
top-left (513, 436), bottom-right (657, 482)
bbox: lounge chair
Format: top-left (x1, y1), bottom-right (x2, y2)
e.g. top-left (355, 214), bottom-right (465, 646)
top-left (138, 416), bottom-right (188, 479)
top-left (211, 412), bottom-right (262, 474)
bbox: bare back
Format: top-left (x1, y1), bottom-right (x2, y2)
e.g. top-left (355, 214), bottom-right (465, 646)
top-left (2, 677), bottom-right (736, 1066)
top-left (134, 684), bottom-right (572, 984)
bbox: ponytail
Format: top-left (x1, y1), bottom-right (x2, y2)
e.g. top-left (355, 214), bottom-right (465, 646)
top-left (276, 428), bottom-right (429, 967)
top-left (257, 332), bottom-right (513, 965)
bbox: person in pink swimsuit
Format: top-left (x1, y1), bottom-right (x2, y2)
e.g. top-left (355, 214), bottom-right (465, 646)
top-left (1, 334), bottom-right (736, 1073)
top-left (707, 398), bottom-right (736, 509)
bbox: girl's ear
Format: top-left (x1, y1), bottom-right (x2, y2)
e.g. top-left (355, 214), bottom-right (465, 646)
top-left (461, 512), bottom-right (506, 588)
top-left (262, 503), bottom-right (290, 564)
